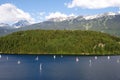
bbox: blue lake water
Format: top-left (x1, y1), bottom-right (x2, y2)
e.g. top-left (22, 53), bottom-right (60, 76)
top-left (0, 55), bottom-right (120, 80)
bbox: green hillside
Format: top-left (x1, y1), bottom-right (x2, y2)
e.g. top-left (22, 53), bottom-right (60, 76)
top-left (0, 30), bottom-right (120, 55)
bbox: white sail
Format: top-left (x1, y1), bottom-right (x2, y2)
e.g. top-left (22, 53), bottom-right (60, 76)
top-left (35, 56), bottom-right (39, 61)
top-left (17, 60), bottom-right (21, 64)
top-left (95, 56), bottom-right (97, 60)
top-left (76, 57), bottom-right (79, 62)
top-left (53, 55), bottom-right (56, 59)
top-left (40, 63), bottom-right (42, 71)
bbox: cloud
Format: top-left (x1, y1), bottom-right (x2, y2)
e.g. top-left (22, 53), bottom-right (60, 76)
top-left (45, 12), bottom-right (76, 20)
top-left (31, 12), bottom-right (46, 23)
top-left (45, 12), bottom-right (67, 20)
top-left (66, 0), bottom-right (120, 9)
top-left (119, 8), bottom-right (120, 13)
top-left (0, 3), bottom-right (35, 24)
top-left (119, 11), bottom-right (120, 13)
top-left (39, 12), bottom-right (45, 16)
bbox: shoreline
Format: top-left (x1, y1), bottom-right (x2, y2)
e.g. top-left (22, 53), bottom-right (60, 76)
top-left (0, 53), bottom-right (120, 56)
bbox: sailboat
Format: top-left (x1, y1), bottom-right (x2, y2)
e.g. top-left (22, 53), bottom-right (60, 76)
top-left (40, 63), bottom-right (42, 71)
top-left (17, 60), bottom-right (21, 64)
top-left (53, 55), bottom-right (56, 59)
top-left (7, 56), bottom-right (8, 60)
top-left (89, 59), bottom-right (92, 67)
top-left (0, 55), bottom-right (1, 58)
top-left (76, 57), bottom-right (79, 62)
top-left (107, 56), bottom-right (110, 60)
top-left (95, 56), bottom-right (97, 60)
top-left (35, 56), bottom-right (39, 61)
top-left (117, 59), bottom-right (120, 63)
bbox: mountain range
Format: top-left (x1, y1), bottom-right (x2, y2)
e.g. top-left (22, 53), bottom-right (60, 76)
top-left (0, 12), bottom-right (120, 36)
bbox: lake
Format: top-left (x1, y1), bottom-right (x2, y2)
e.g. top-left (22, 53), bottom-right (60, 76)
top-left (0, 54), bottom-right (120, 80)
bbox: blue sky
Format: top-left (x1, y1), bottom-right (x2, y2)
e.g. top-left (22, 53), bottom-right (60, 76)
top-left (0, 0), bottom-right (120, 24)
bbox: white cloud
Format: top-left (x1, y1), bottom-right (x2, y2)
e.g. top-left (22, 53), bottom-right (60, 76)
top-left (45, 12), bottom-right (68, 20)
top-left (39, 12), bottom-right (45, 16)
top-left (119, 11), bottom-right (120, 13)
top-left (66, 0), bottom-right (120, 9)
top-left (0, 3), bottom-right (35, 24)
top-left (119, 8), bottom-right (120, 13)
top-left (45, 12), bottom-right (77, 20)
top-left (31, 12), bottom-right (46, 23)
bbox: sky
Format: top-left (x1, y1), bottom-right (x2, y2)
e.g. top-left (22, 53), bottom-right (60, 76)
top-left (0, 0), bottom-right (120, 24)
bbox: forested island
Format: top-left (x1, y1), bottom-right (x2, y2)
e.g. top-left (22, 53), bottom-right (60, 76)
top-left (0, 30), bottom-right (120, 55)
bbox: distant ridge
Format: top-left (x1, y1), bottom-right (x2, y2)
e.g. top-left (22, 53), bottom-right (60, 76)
top-left (0, 12), bottom-right (120, 37)
top-left (16, 12), bottom-right (120, 37)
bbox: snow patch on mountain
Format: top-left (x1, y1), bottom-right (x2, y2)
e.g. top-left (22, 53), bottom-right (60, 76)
top-left (0, 23), bottom-right (9, 27)
top-left (12, 20), bottom-right (30, 28)
top-left (48, 16), bottom-right (77, 22)
top-left (83, 12), bottom-right (116, 20)
top-left (48, 17), bottom-right (67, 22)
top-left (83, 15), bottom-right (100, 20)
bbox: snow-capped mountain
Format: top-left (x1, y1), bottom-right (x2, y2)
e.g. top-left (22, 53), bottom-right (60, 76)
top-left (48, 16), bottom-right (76, 22)
top-left (20, 12), bottom-right (120, 36)
top-left (47, 12), bottom-right (118, 22)
top-left (66, 16), bottom-right (77, 21)
top-left (0, 23), bottom-right (9, 27)
top-left (12, 20), bottom-right (30, 28)
top-left (83, 12), bottom-right (117, 20)
top-left (0, 12), bottom-right (120, 37)
top-left (48, 17), bottom-right (67, 22)
top-left (0, 20), bottom-right (31, 36)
